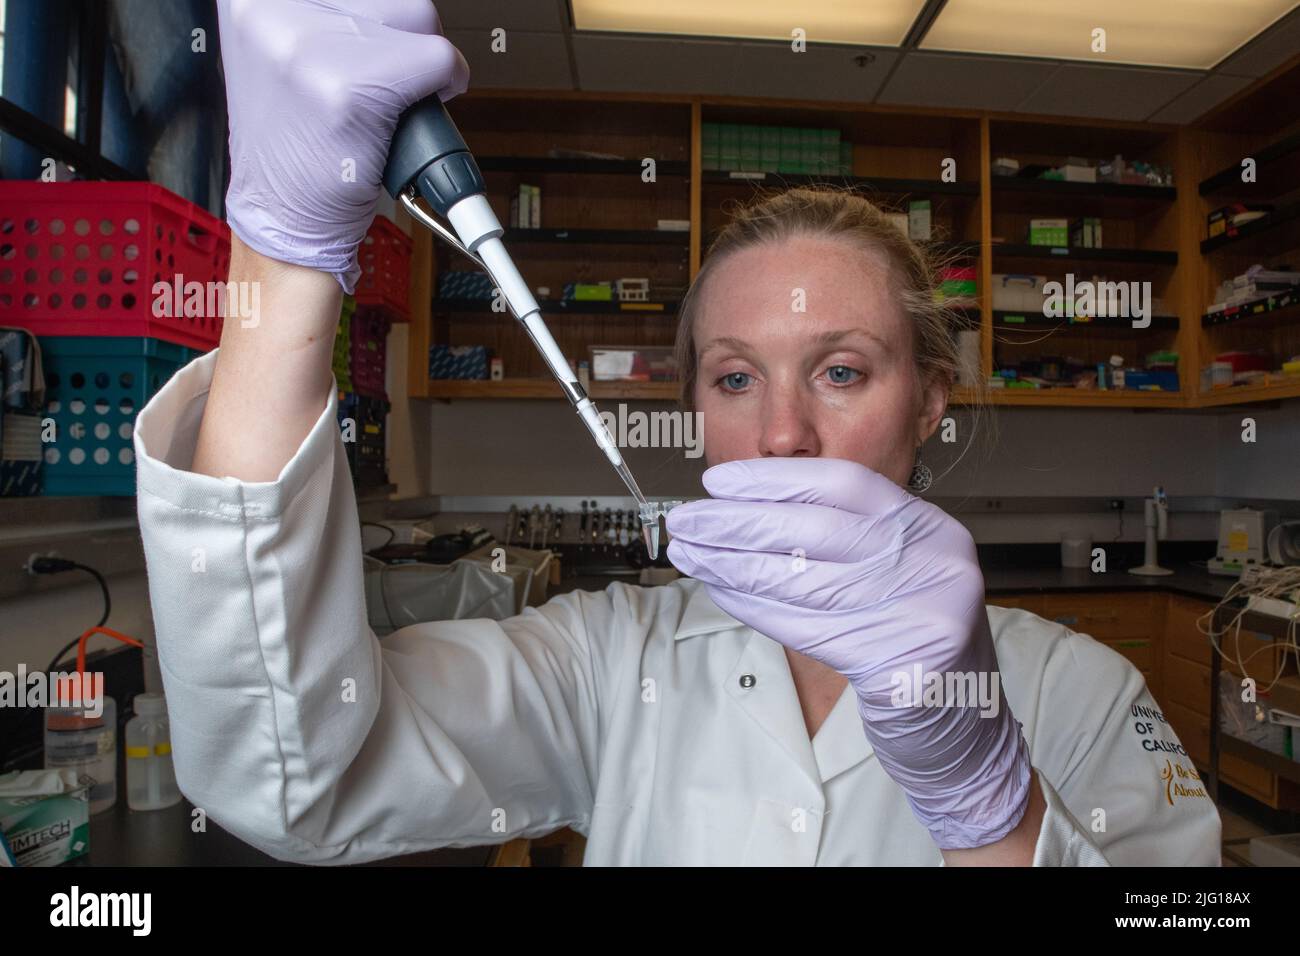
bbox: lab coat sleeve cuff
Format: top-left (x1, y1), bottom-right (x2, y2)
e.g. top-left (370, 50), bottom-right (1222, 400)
top-left (1031, 768), bottom-right (1110, 866)
top-left (133, 346), bottom-right (338, 519)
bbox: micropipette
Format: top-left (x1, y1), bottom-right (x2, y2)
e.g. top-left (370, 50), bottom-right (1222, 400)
top-left (381, 96), bottom-right (665, 556)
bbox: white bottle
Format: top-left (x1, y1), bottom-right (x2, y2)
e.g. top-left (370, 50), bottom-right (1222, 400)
top-left (125, 693), bottom-right (181, 810)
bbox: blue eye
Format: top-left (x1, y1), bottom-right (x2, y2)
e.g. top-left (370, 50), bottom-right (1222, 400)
top-left (719, 372), bottom-right (751, 391)
top-left (825, 365), bottom-right (861, 385)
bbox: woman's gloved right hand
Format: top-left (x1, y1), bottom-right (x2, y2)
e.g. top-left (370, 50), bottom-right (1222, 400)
top-left (216, 0), bottom-right (469, 292)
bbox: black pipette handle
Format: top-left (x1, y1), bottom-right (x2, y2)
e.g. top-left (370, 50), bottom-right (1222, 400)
top-left (382, 95), bottom-right (486, 217)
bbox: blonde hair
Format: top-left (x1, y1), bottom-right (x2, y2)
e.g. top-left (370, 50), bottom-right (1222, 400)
top-left (673, 185), bottom-right (987, 483)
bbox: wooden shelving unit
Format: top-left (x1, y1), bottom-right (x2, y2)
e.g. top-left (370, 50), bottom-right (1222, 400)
top-left (1186, 57), bottom-right (1300, 408)
top-left (405, 61), bottom-right (1300, 409)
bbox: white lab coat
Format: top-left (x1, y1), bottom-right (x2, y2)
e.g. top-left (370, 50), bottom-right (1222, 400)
top-left (133, 348), bottom-right (1222, 866)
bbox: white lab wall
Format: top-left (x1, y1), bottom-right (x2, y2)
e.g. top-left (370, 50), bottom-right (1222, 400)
top-left (421, 402), bottom-right (1226, 498)
top-left (0, 572), bottom-right (158, 686)
top-left (1213, 404), bottom-right (1300, 500)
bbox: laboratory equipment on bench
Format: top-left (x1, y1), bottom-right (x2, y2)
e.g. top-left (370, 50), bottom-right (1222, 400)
top-left (44, 625), bottom-right (146, 815)
top-left (1207, 508), bottom-right (1279, 576)
top-left (381, 96), bottom-right (667, 558)
top-left (1128, 486), bottom-right (1173, 577)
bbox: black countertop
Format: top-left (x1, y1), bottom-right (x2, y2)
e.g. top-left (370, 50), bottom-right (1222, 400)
top-left (67, 743), bottom-right (490, 867)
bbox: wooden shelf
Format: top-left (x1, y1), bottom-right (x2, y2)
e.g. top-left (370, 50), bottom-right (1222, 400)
top-left (993, 178), bottom-right (1180, 215)
top-left (399, 81), bottom-right (1300, 412)
top-left (992, 243), bottom-right (1178, 265)
top-left (1201, 294), bottom-right (1300, 328)
top-left (1193, 377), bottom-right (1300, 406)
top-left (431, 297), bottom-right (680, 316)
top-left (422, 378), bottom-right (680, 400)
top-left (960, 387), bottom-right (1185, 407)
top-left (993, 310), bottom-right (1179, 331)
top-left (702, 170), bottom-right (979, 196)
top-left (1219, 733), bottom-right (1300, 787)
top-left (991, 176), bottom-right (1176, 205)
top-left (1200, 199), bottom-right (1300, 254)
top-left (503, 227), bottom-right (690, 246)
top-left (479, 156), bottom-right (690, 176)
top-left (1199, 130), bottom-right (1300, 195)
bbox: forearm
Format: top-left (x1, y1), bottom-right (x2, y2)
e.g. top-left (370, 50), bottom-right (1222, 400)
top-left (940, 768), bottom-right (1045, 866)
top-left (192, 235), bottom-right (343, 481)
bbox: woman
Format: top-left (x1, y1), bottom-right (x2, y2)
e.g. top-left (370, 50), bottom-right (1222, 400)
top-left (133, 0), bottom-right (1221, 865)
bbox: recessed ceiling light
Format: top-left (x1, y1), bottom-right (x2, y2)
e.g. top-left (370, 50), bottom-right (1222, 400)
top-left (920, 0), bottom-right (1299, 69)
top-left (571, 0), bottom-right (929, 46)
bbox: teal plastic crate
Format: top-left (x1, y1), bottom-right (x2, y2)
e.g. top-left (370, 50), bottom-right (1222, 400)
top-left (38, 336), bottom-right (197, 496)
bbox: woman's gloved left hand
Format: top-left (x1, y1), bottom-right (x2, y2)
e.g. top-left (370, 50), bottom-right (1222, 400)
top-left (665, 456), bottom-right (1032, 850)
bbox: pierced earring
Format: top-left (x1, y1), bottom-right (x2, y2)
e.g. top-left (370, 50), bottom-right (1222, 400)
top-left (907, 447), bottom-right (932, 493)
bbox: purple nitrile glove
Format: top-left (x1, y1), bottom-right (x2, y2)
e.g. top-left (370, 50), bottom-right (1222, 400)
top-left (665, 457), bottom-right (1032, 850)
top-left (216, 0), bottom-right (469, 292)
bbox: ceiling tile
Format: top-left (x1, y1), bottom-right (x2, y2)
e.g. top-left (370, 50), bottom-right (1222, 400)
top-left (433, 0), bottom-right (568, 32)
top-left (445, 30), bottom-right (574, 89)
top-left (1013, 64), bottom-right (1200, 120)
top-left (572, 34), bottom-right (741, 95)
top-left (877, 53), bottom-right (1060, 110)
top-left (732, 42), bottom-right (898, 102)
top-left (1216, 8), bottom-right (1300, 76)
top-left (1147, 73), bottom-right (1256, 123)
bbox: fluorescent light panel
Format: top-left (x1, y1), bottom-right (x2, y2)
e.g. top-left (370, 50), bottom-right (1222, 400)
top-left (921, 0), bottom-right (1299, 69)
top-left (571, 0), bottom-right (928, 46)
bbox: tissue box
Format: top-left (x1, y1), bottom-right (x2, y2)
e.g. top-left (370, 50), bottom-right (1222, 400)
top-left (0, 769), bottom-right (90, 867)
top-left (429, 345), bottom-right (489, 380)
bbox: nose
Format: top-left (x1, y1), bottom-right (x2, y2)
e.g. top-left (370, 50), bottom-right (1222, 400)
top-left (757, 382), bottom-right (820, 458)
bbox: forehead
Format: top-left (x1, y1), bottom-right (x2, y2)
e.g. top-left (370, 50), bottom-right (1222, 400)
top-left (696, 233), bottom-right (905, 344)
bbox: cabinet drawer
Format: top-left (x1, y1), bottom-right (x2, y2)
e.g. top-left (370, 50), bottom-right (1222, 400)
top-left (1165, 595), bottom-right (1214, 666)
top-left (1043, 592), bottom-right (1156, 641)
top-left (1165, 655), bottom-right (1212, 716)
top-left (1163, 700), bottom-right (1210, 766)
top-left (1221, 752), bottom-right (1276, 805)
top-left (1104, 637), bottom-right (1155, 671)
top-left (987, 592), bottom-right (1045, 617)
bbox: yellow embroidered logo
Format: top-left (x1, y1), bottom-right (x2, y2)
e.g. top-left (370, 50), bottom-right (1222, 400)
top-left (1159, 759), bottom-right (1208, 805)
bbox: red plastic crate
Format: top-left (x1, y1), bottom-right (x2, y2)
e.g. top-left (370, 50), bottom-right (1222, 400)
top-left (354, 215), bottom-right (411, 322)
top-left (0, 182), bottom-right (231, 350)
top-left (350, 305), bottom-right (390, 399)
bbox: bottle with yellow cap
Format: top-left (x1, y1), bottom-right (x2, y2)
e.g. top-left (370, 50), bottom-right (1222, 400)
top-left (125, 693), bottom-right (181, 811)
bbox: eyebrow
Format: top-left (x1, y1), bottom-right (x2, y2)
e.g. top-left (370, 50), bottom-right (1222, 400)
top-left (698, 327), bottom-right (890, 360)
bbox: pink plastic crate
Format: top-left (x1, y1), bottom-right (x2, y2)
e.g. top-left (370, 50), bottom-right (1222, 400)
top-left (354, 215), bottom-right (411, 322)
top-left (0, 181), bottom-right (231, 350)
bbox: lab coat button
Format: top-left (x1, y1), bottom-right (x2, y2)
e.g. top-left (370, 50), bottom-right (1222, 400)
top-left (739, 674), bottom-right (756, 689)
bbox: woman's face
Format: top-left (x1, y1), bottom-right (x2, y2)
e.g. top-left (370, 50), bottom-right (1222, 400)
top-left (692, 233), bottom-right (949, 486)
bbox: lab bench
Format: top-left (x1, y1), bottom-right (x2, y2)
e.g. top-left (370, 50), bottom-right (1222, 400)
top-left (984, 566), bottom-right (1300, 814)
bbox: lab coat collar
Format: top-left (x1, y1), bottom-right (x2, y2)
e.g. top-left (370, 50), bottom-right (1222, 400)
top-left (674, 578), bottom-right (875, 783)
top-left (673, 577), bottom-right (748, 639)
